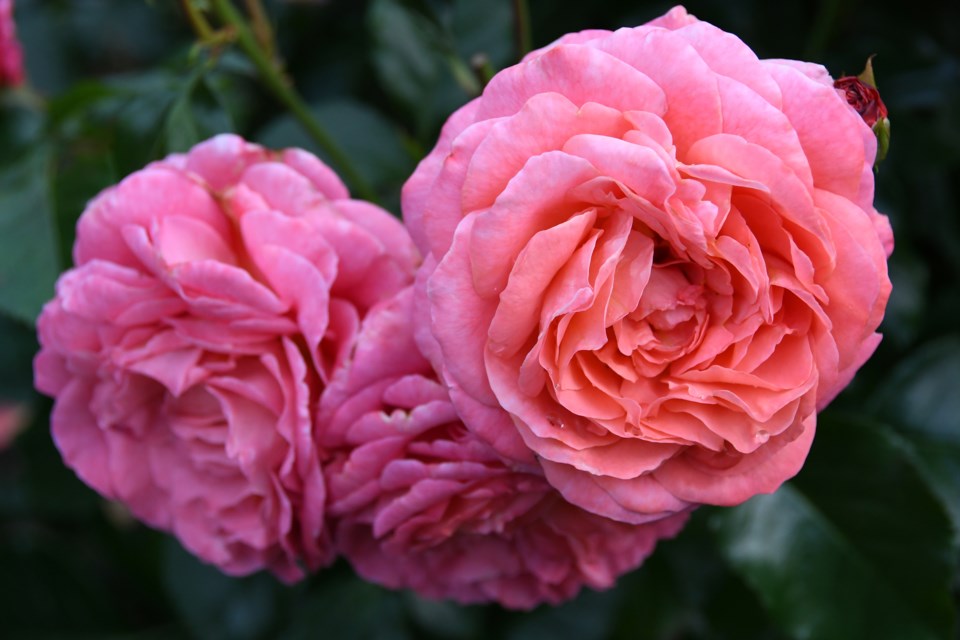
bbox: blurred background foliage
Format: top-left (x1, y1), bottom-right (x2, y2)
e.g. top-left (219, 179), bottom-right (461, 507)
top-left (0, 0), bottom-right (958, 638)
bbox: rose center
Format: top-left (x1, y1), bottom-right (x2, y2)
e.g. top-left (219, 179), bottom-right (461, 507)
top-left (616, 261), bottom-right (706, 366)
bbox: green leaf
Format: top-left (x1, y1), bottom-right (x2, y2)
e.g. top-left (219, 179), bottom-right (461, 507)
top-left (713, 419), bottom-right (955, 640)
top-left (870, 337), bottom-right (960, 541)
top-left (277, 566), bottom-right (412, 640)
top-left (164, 91), bottom-right (202, 154)
top-left (792, 418), bottom-right (955, 633)
top-left (0, 98), bottom-right (45, 165)
top-left (162, 539), bottom-right (282, 640)
top-left (611, 512), bottom-right (785, 640)
top-left (0, 146), bottom-right (61, 323)
top-left (368, 0), bottom-right (445, 121)
top-left (871, 337), bottom-right (960, 441)
top-left (367, 0), bottom-right (471, 139)
top-left (46, 80), bottom-right (120, 129)
top-left (201, 50), bottom-right (258, 134)
top-left (48, 59), bottom-right (236, 180)
top-left (51, 74), bottom-right (178, 176)
top-left (503, 588), bottom-right (620, 640)
top-left (163, 63), bottom-right (235, 154)
top-left (449, 0), bottom-right (514, 69)
top-left (402, 591), bottom-right (483, 639)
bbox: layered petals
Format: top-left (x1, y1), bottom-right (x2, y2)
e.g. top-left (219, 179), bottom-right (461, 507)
top-left (321, 288), bottom-right (688, 609)
top-left (35, 134), bottom-right (418, 580)
top-left (403, 5), bottom-right (892, 523)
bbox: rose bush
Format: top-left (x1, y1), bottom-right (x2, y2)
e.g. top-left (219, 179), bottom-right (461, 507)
top-left (320, 286), bottom-right (688, 608)
top-left (34, 134), bottom-right (418, 580)
top-left (403, 6), bottom-right (893, 523)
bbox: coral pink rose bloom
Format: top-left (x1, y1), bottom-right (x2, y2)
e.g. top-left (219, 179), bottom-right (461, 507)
top-left (403, 6), bottom-right (893, 524)
top-left (34, 134), bottom-right (418, 580)
top-left (321, 287), bottom-right (688, 608)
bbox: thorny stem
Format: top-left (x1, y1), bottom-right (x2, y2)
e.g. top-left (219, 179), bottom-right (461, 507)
top-left (244, 0), bottom-right (276, 60)
top-left (181, 0), bottom-right (215, 41)
top-left (196, 0), bottom-right (378, 203)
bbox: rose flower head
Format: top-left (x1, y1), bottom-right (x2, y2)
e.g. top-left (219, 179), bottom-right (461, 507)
top-left (403, 6), bottom-right (893, 524)
top-left (34, 134), bottom-right (418, 581)
top-left (0, 0), bottom-right (24, 87)
top-left (320, 287), bottom-right (688, 609)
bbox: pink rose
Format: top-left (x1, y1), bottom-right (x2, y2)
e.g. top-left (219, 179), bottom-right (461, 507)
top-left (320, 287), bottom-right (688, 609)
top-left (0, 0), bottom-right (24, 87)
top-left (34, 134), bottom-right (418, 581)
top-left (403, 6), bottom-right (892, 524)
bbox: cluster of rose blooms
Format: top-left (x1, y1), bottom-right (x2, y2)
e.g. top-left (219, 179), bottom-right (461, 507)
top-left (31, 7), bottom-right (892, 608)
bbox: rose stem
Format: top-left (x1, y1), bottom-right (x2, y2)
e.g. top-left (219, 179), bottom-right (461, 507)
top-left (512, 0), bottom-right (532, 59)
top-left (206, 0), bottom-right (378, 204)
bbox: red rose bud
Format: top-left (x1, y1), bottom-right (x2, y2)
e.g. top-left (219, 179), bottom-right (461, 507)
top-left (834, 76), bottom-right (888, 127)
top-left (835, 57), bottom-right (890, 168)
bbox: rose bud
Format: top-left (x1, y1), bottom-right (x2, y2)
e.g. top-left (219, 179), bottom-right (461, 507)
top-left (834, 58), bottom-right (890, 166)
top-left (834, 76), bottom-right (888, 127)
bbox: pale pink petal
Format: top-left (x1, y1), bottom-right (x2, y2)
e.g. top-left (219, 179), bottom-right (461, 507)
top-left (765, 62), bottom-right (876, 209)
top-left (541, 459), bottom-right (692, 524)
top-left (654, 415), bottom-right (816, 505)
top-left (428, 215), bottom-right (499, 406)
top-left (75, 167), bottom-right (227, 268)
top-left (596, 27), bottom-right (722, 154)
top-left (238, 161), bottom-right (327, 217)
top-left (401, 99), bottom-right (482, 256)
top-left (645, 5), bottom-right (698, 30)
top-left (281, 147), bottom-right (350, 200)
top-left (184, 133), bottom-right (271, 191)
top-left (463, 94), bottom-right (628, 213)
top-left (469, 152), bottom-right (600, 296)
top-left (476, 44), bottom-right (667, 121)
